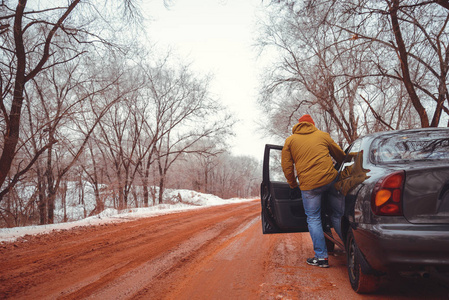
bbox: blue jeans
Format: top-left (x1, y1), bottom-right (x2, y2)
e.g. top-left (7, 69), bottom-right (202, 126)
top-left (301, 177), bottom-right (344, 258)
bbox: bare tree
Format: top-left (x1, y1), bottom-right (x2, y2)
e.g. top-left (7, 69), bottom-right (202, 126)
top-left (147, 64), bottom-right (234, 204)
top-left (0, 0), bottom-right (82, 189)
top-left (320, 0), bottom-right (449, 127)
top-left (0, 0), bottom-right (140, 194)
top-left (7, 48), bottom-right (127, 224)
top-left (80, 138), bottom-right (105, 216)
top-left (387, 0), bottom-right (449, 126)
top-left (258, 2), bottom-right (373, 144)
top-left (93, 65), bottom-right (146, 210)
top-left (261, 0), bottom-right (449, 147)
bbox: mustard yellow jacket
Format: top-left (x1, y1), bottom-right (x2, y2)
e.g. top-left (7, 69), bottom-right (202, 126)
top-left (281, 122), bottom-right (346, 190)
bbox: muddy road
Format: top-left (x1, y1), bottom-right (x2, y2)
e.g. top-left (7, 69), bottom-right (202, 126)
top-left (1, 200), bottom-right (448, 299)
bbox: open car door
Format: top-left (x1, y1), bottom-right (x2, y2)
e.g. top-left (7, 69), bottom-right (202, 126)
top-left (260, 144), bottom-right (308, 234)
top-left (259, 144), bottom-right (344, 251)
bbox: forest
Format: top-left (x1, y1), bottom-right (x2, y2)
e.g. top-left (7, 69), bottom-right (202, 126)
top-left (0, 0), bottom-right (260, 227)
top-left (1, 0), bottom-right (449, 227)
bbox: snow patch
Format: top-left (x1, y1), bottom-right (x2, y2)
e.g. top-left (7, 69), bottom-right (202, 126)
top-left (0, 189), bottom-right (254, 243)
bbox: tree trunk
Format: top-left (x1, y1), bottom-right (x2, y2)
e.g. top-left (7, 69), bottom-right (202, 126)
top-left (132, 188), bottom-right (138, 208)
top-left (157, 156), bottom-right (165, 205)
top-left (158, 177), bottom-right (165, 205)
top-left (143, 147), bottom-right (156, 207)
top-left (46, 133), bottom-right (55, 224)
top-left (90, 146), bottom-right (104, 214)
top-left (47, 191), bottom-right (56, 224)
top-left (430, 70), bottom-right (448, 127)
top-left (150, 186), bottom-right (157, 206)
top-left (37, 173), bottom-right (47, 225)
top-left (204, 166), bottom-right (208, 194)
top-left (62, 181), bottom-right (67, 223)
top-left (116, 169), bottom-right (124, 210)
top-left (389, 0), bottom-right (430, 127)
top-left (80, 180), bottom-right (86, 219)
top-left (0, 0), bottom-right (27, 187)
top-left (94, 182), bottom-right (103, 213)
top-left (143, 180), bottom-right (149, 207)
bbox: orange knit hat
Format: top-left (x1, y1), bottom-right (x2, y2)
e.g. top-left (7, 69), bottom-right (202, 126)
top-left (298, 114), bottom-right (315, 125)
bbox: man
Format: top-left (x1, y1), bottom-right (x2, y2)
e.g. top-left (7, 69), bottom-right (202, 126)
top-left (281, 114), bottom-right (345, 268)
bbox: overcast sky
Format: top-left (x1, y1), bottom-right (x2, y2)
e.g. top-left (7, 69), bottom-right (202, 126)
top-left (141, 0), bottom-right (275, 161)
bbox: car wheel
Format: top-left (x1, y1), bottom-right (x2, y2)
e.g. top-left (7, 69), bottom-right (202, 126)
top-left (346, 228), bottom-right (381, 293)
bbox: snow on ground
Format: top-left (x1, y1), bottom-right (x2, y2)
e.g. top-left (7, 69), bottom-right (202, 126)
top-left (0, 189), bottom-right (255, 243)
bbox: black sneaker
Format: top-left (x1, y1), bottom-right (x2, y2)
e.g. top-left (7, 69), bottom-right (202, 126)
top-left (306, 257), bottom-right (329, 268)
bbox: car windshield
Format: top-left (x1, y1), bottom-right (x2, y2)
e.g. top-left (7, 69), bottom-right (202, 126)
top-left (372, 130), bottom-right (449, 164)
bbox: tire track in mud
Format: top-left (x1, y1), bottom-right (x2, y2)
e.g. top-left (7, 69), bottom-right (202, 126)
top-left (86, 212), bottom-right (261, 300)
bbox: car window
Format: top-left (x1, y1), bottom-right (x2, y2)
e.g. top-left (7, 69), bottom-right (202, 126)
top-left (269, 148), bottom-right (287, 182)
top-left (371, 130), bottom-right (449, 164)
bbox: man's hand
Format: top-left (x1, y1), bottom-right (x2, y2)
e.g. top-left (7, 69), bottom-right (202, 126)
top-left (290, 186), bottom-right (301, 199)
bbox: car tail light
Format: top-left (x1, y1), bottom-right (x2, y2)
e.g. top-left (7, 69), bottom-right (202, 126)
top-left (371, 171), bottom-right (404, 216)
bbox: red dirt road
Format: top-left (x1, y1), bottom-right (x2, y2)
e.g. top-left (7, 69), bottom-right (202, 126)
top-left (1, 200), bottom-right (448, 299)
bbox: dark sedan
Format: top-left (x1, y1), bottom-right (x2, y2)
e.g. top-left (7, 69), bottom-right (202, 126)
top-left (260, 127), bottom-right (449, 293)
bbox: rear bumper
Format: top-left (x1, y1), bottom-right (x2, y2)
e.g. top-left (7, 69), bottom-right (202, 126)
top-left (353, 223), bottom-right (449, 273)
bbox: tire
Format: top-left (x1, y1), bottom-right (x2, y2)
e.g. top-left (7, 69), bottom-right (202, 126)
top-left (346, 228), bottom-right (381, 294)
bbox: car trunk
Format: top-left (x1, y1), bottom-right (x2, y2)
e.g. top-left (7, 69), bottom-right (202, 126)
top-left (403, 164), bottom-right (449, 224)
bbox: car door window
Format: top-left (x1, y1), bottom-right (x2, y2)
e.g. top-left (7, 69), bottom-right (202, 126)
top-left (269, 148), bottom-right (287, 182)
